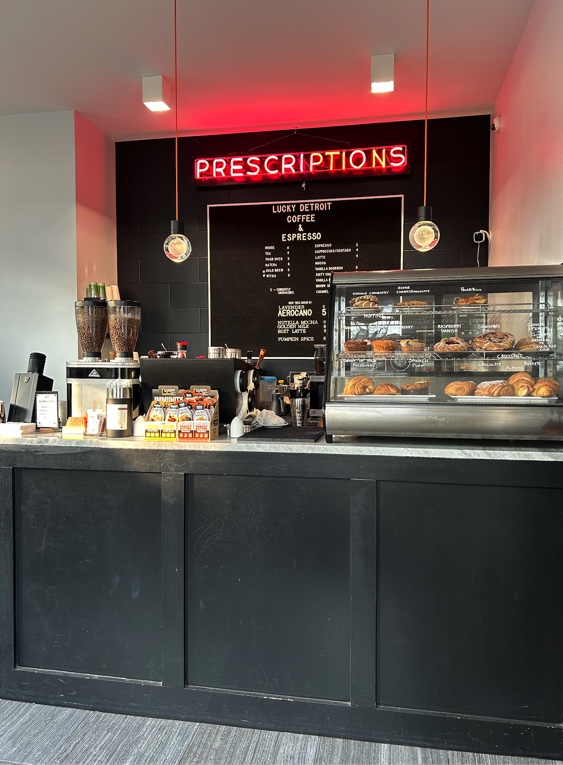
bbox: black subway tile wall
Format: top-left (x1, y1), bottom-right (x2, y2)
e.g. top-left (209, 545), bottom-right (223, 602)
top-left (116, 115), bottom-right (490, 359)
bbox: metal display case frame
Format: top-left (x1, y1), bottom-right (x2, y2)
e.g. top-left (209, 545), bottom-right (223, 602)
top-left (325, 265), bottom-right (563, 440)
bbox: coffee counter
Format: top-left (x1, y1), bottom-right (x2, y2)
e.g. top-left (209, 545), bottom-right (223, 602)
top-left (2, 430), bottom-right (563, 460)
top-left (1, 433), bottom-right (562, 760)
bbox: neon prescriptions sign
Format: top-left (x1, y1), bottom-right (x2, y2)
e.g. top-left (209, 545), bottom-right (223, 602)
top-left (193, 144), bottom-right (409, 184)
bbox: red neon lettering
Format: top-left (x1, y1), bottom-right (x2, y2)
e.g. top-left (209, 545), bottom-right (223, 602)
top-left (213, 158), bottom-right (227, 177)
top-left (195, 159), bottom-right (210, 178)
top-left (264, 155), bottom-right (279, 174)
top-left (246, 156), bottom-right (260, 176)
top-left (349, 150), bottom-right (367, 169)
top-left (325, 151), bottom-right (340, 171)
top-left (230, 157), bottom-right (244, 177)
top-left (372, 149), bottom-right (386, 168)
top-left (281, 154), bottom-right (296, 174)
top-left (309, 152), bottom-right (323, 171)
top-left (194, 144), bottom-right (409, 183)
top-left (389, 146), bottom-right (406, 166)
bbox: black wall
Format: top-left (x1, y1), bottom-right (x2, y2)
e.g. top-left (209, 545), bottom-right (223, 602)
top-left (116, 115), bottom-right (490, 375)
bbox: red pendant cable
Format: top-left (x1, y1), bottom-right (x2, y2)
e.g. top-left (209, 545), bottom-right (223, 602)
top-left (174, 0), bottom-right (179, 221)
top-left (423, 0), bottom-right (429, 207)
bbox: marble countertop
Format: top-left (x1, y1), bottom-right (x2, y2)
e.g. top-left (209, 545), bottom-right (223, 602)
top-left (1, 430), bottom-right (563, 461)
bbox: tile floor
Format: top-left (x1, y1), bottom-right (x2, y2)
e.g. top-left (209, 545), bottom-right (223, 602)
top-left (0, 698), bottom-right (561, 765)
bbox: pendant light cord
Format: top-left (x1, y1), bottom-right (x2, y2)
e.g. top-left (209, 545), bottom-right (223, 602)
top-left (174, 0), bottom-right (179, 221)
top-left (423, 0), bottom-right (429, 207)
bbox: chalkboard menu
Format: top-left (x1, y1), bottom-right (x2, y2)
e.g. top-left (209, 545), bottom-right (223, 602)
top-left (208, 195), bottom-right (403, 358)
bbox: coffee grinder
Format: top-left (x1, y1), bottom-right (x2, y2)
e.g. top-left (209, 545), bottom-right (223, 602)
top-left (8, 352), bottom-right (53, 422)
top-left (66, 298), bottom-right (142, 421)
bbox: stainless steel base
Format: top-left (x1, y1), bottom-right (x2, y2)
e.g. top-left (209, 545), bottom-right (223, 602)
top-left (325, 401), bottom-right (563, 440)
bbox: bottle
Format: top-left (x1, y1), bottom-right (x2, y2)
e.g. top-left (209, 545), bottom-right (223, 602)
top-left (313, 344), bottom-right (326, 376)
top-left (176, 341), bottom-right (188, 358)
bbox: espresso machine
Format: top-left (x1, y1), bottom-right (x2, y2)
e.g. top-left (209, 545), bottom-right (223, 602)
top-left (67, 298), bottom-right (142, 419)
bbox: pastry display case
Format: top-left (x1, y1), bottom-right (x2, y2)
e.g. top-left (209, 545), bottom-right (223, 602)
top-left (324, 266), bottom-right (563, 440)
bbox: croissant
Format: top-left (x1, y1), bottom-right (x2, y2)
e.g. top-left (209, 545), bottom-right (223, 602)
top-left (475, 381), bottom-right (515, 397)
top-left (507, 372), bottom-right (535, 386)
top-left (513, 381), bottom-right (534, 397)
top-left (444, 381), bottom-right (476, 396)
top-left (373, 383), bottom-right (401, 395)
top-left (531, 378), bottom-right (560, 397)
top-left (343, 376), bottom-right (375, 395)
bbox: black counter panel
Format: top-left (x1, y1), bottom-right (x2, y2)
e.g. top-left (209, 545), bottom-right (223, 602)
top-left (14, 468), bottom-right (163, 681)
top-left (186, 474), bottom-right (351, 700)
top-left (1, 444), bottom-right (563, 760)
top-left (376, 480), bottom-right (563, 722)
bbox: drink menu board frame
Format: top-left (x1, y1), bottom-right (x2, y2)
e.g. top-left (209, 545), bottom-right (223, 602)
top-left (208, 195), bottom-right (403, 358)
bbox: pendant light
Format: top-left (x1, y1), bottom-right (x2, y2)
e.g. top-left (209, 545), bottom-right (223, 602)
top-left (409, 0), bottom-right (440, 253)
top-left (163, 0), bottom-right (192, 263)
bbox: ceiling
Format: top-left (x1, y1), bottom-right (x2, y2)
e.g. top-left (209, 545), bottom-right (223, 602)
top-left (0, 0), bottom-right (536, 142)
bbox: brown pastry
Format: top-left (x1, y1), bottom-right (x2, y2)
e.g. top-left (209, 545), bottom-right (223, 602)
top-left (433, 337), bottom-right (469, 352)
top-left (371, 339), bottom-right (399, 353)
top-left (395, 300), bottom-right (429, 307)
top-left (454, 294), bottom-right (487, 305)
top-left (399, 339), bottom-right (425, 352)
top-left (514, 337), bottom-right (552, 351)
top-left (444, 381), bottom-right (477, 396)
top-left (373, 382), bottom-right (401, 395)
top-left (531, 378), bottom-right (560, 398)
top-left (401, 380), bottom-right (430, 395)
top-left (514, 381), bottom-right (534, 396)
top-left (471, 332), bottom-right (515, 351)
top-left (343, 376), bottom-right (375, 395)
top-left (507, 372), bottom-right (535, 386)
top-left (474, 381), bottom-right (515, 397)
top-left (507, 372), bottom-right (535, 396)
top-left (350, 294), bottom-right (379, 309)
top-left (344, 339), bottom-right (370, 353)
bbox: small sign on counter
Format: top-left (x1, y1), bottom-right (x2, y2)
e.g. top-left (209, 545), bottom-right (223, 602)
top-left (35, 391), bottom-right (59, 429)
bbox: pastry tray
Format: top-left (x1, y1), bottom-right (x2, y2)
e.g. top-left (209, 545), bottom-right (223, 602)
top-left (339, 394), bottom-right (436, 402)
top-left (446, 395), bottom-right (558, 405)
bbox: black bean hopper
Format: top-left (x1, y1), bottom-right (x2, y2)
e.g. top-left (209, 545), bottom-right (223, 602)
top-left (66, 298), bottom-right (142, 421)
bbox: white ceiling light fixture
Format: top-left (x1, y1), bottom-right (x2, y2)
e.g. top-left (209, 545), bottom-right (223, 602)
top-left (142, 75), bottom-right (171, 112)
top-left (371, 53), bottom-right (394, 93)
top-left (408, 0), bottom-right (440, 252)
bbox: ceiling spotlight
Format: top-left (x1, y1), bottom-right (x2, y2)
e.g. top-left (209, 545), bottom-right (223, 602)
top-left (371, 53), bottom-right (394, 93)
top-left (142, 75), bottom-right (171, 112)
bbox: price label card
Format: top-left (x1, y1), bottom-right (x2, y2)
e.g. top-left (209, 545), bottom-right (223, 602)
top-left (36, 391), bottom-right (59, 429)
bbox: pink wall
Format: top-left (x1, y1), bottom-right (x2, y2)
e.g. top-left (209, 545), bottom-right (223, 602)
top-left (490, 0), bottom-right (563, 266)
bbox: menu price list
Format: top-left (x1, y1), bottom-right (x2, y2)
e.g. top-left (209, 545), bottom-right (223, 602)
top-left (208, 196), bottom-right (403, 357)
